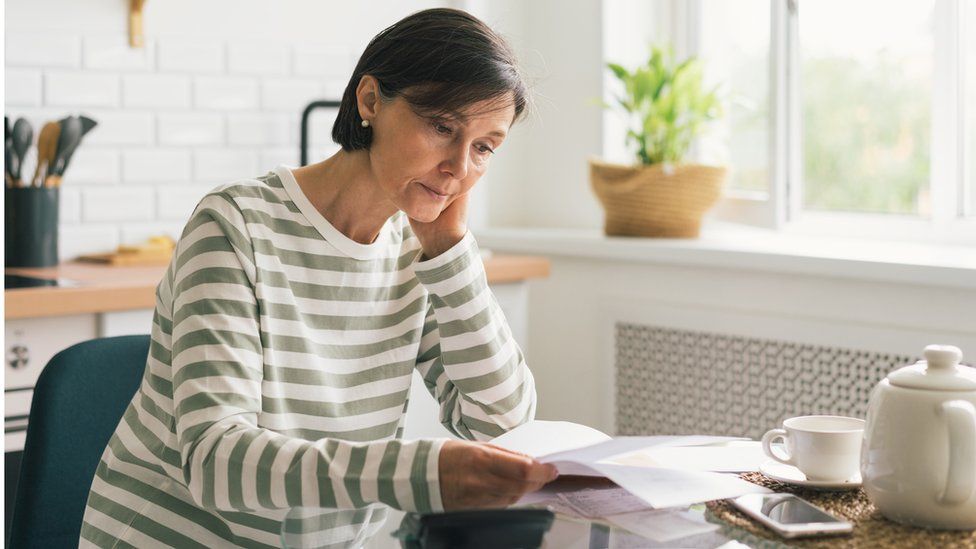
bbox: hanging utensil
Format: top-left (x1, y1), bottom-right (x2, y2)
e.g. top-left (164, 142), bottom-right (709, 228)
top-left (11, 118), bottom-right (33, 185)
top-left (34, 122), bottom-right (61, 188)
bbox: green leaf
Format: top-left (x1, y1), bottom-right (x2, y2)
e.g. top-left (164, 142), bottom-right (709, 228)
top-left (607, 62), bottom-right (630, 82)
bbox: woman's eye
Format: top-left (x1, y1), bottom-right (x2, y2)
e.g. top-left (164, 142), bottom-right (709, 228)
top-left (434, 122), bottom-right (453, 135)
top-left (476, 144), bottom-right (495, 155)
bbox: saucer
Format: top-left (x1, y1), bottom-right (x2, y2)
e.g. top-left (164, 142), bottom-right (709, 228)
top-left (759, 460), bottom-right (862, 491)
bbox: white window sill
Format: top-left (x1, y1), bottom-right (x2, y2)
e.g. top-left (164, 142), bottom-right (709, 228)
top-left (475, 222), bottom-right (976, 290)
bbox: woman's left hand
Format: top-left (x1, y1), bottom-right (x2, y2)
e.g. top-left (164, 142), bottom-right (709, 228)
top-left (409, 192), bottom-right (469, 259)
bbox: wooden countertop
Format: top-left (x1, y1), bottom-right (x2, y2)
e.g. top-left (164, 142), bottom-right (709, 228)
top-left (5, 255), bottom-right (550, 320)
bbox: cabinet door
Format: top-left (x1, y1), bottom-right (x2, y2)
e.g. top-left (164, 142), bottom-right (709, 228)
top-left (5, 314), bottom-right (97, 451)
top-left (98, 308), bottom-right (154, 338)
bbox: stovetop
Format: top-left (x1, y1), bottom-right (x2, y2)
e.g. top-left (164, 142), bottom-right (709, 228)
top-left (4, 274), bottom-right (81, 289)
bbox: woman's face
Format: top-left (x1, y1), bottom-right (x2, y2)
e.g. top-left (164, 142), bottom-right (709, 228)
top-left (365, 86), bottom-right (515, 223)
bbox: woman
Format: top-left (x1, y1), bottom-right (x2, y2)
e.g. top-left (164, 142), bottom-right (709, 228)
top-left (80, 7), bottom-right (556, 548)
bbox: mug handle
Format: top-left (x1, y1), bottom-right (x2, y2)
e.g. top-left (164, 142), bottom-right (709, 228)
top-left (761, 428), bottom-right (794, 466)
top-left (938, 400), bottom-right (975, 505)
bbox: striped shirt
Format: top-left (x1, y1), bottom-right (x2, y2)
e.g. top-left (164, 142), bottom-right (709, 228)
top-left (80, 166), bottom-right (536, 548)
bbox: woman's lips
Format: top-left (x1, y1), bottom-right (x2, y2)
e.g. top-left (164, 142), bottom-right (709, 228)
top-left (418, 182), bottom-right (449, 200)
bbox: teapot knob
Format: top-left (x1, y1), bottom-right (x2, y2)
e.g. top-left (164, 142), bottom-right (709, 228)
top-left (924, 345), bottom-right (963, 371)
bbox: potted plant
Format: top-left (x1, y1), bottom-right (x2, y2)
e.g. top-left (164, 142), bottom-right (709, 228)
top-left (592, 46), bottom-right (726, 237)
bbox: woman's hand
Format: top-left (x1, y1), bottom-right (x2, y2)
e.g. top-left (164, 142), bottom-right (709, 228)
top-left (409, 193), bottom-right (469, 259)
top-left (438, 440), bottom-right (559, 510)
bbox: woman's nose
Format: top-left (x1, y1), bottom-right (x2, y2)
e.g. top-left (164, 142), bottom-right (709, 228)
top-left (440, 143), bottom-right (469, 181)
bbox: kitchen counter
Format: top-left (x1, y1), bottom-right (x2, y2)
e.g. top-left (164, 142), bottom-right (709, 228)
top-left (4, 255), bottom-right (550, 319)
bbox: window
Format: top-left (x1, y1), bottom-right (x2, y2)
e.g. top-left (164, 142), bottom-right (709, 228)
top-left (699, 0), bottom-right (770, 194)
top-left (967, 1), bottom-right (976, 215)
top-left (693, 0), bottom-right (974, 241)
top-left (799, 0), bottom-right (934, 216)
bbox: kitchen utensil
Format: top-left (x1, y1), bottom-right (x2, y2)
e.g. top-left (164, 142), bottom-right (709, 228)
top-left (49, 116), bottom-right (82, 184)
top-left (5, 116), bottom-right (13, 187)
top-left (6, 140), bottom-right (19, 187)
top-left (11, 118), bottom-right (33, 183)
top-left (5, 185), bottom-right (60, 267)
top-left (34, 122), bottom-right (60, 188)
top-left (79, 115), bottom-right (98, 138)
top-left (861, 345), bottom-right (976, 530)
top-left (19, 148), bottom-right (37, 189)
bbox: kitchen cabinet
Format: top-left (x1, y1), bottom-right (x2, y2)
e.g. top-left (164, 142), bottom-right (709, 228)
top-left (4, 314), bottom-right (98, 451)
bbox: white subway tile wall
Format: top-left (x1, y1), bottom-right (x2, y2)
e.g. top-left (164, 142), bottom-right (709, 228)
top-left (5, 31), bottom-right (353, 260)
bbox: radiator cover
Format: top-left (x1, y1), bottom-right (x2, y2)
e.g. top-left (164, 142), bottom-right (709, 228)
top-left (615, 322), bottom-right (916, 439)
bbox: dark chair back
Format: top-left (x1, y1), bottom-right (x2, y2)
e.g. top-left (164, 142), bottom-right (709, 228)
top-left (8, 335), bottom-right (150, 548)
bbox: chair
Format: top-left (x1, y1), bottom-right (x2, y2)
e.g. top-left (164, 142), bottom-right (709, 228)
top-left (7, 335), bottom-right (150, 549)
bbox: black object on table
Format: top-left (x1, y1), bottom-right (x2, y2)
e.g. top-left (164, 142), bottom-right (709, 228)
top-left (393, 509), bottom-right (555, 549)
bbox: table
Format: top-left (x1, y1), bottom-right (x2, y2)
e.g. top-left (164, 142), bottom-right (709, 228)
top-left (277, 476), bottom-right (788, 549)
top-left (279, 504), bottom-right (766, 549)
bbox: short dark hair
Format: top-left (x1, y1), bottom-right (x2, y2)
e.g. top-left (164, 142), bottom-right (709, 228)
top-left (332, 8), bottom-right (528, 151)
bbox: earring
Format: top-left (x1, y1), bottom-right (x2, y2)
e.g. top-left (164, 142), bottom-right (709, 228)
top-left (361, 119), bottom-right (370, 128)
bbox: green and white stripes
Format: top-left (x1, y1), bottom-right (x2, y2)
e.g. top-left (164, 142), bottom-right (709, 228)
top-left (80, 166), bottom-right (536, 548)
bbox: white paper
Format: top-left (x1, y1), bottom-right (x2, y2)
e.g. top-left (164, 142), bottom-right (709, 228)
top-left (605, 441), bottom-right (766, 473)
top-left (605, 508), bottom-right (720, 543)
top-left (493, 421), bottom-right (746, 477)
top-left (590, 464), bottom-right (769, 509)
top-left (495, 421), bottom-right (768, 512)
top-left (516, 482), bottom-right (569, 506)
top-left (556, 487), bottom-right (653, 517)
top-left (490, 420), bottom-right (611, 458)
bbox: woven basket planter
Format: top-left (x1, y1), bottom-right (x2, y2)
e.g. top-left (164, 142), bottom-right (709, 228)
top-left (590, 158), bottom-right (727, 238)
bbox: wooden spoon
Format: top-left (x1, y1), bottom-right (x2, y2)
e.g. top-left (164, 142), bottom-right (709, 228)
top-left (34, 122), bottom-right (61, 188)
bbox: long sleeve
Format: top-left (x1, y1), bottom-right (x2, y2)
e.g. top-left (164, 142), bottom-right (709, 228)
top-left (171, 193), bottom-right (445, 513)
top-left (412, 232), bottom-right (537, 441)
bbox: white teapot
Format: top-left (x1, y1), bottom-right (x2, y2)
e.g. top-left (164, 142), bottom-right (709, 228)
top-left (861, 345), bottom-right (976, 529)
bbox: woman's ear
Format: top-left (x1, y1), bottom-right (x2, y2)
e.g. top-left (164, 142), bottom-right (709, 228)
top-left (356, 75), bottom-right (381, 121)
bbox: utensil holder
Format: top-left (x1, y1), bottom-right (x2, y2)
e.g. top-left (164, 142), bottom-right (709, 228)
top-left (5, 187), bottom-right (59, 268)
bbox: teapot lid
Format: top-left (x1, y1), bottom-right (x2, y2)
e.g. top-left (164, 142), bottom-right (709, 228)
top-left (888, 345), bottom-right (976, 391)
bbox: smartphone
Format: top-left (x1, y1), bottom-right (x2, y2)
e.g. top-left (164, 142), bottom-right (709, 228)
top-left (730, 493), bottom-right (853, 538)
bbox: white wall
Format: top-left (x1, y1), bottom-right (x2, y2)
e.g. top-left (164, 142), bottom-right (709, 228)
top-left (4, 0), bottom-right (447, 260)
top-left (464, 0), bottom-right (607, 231)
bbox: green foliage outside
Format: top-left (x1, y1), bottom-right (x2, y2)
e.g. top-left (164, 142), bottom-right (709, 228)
top-left (605, 46), bottom-right (723, 166)
top-left (802, 54), bottom-right (930, 215)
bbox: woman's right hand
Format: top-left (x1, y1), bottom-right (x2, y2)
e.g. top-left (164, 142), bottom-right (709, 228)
top-left (438, 440), bottom-right (559, 510)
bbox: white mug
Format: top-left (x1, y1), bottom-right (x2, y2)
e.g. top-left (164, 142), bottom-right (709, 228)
top-left (761, 415), bottom-right (865, 482)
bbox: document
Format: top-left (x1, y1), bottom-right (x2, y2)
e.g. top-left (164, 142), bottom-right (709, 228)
top-left (605, 508), bottom-right (720, 543)
top-left (556, 487), bottom-right (653, 517)
top-left (605, 441), bottom-right (766, 473)
top-left (496, 421), bottom-right (769, 510)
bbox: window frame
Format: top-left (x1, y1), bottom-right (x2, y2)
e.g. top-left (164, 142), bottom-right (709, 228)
top-left (689, 0), bottom-right (976, 245)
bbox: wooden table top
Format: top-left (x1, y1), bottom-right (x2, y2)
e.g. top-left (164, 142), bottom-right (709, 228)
top-left (4, 254), bottom-right (550, 320)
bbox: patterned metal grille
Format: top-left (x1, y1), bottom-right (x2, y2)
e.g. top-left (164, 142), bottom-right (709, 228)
top-left (615, 322), bottom-right (917, 439)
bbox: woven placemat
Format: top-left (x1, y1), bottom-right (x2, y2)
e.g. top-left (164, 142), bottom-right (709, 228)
top-left (705, 472), bottom-right (976, 548)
